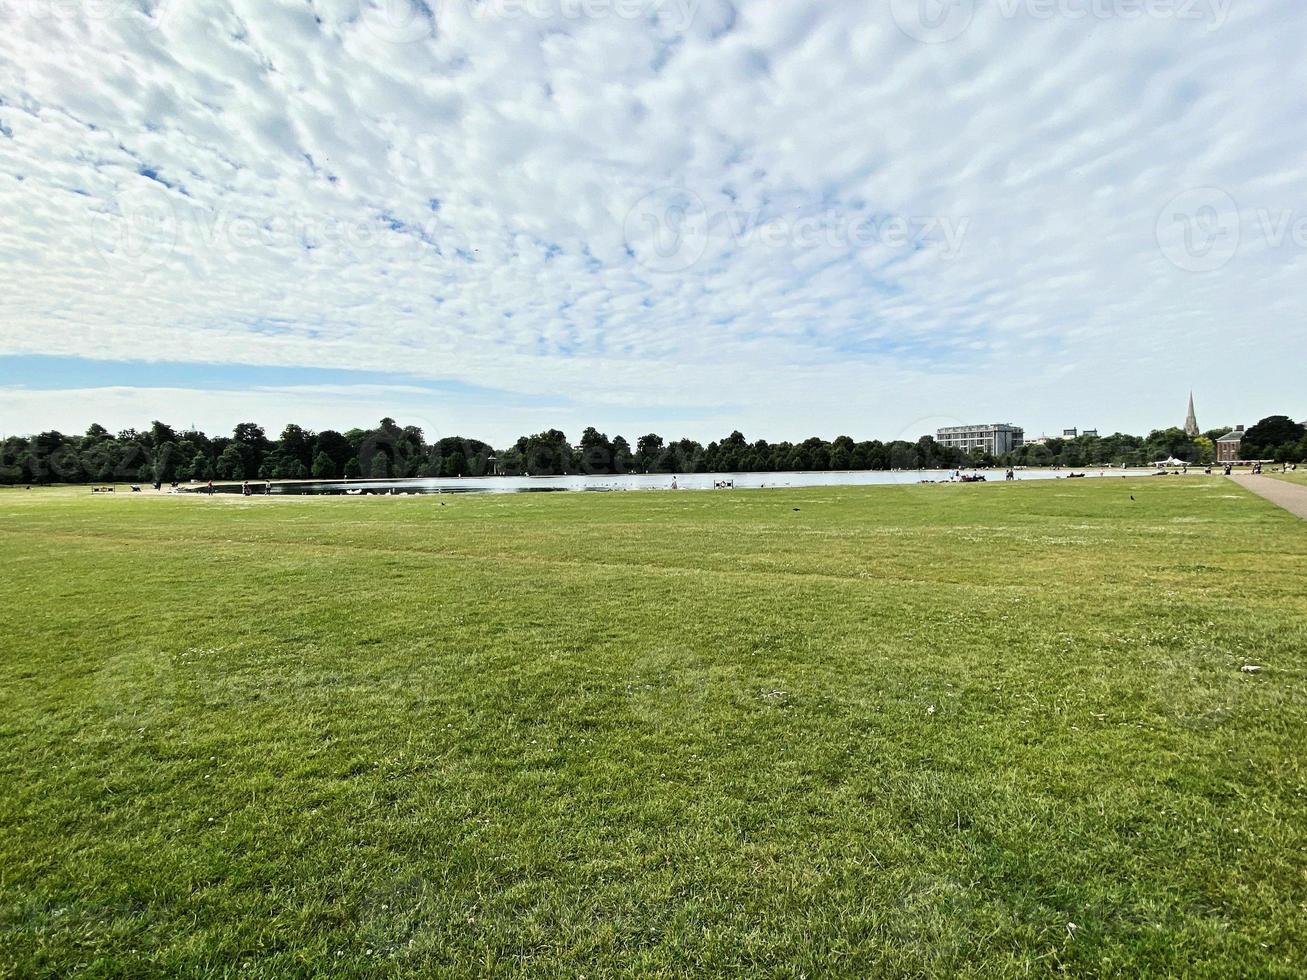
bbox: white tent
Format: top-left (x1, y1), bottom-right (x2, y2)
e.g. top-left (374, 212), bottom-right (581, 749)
top-left (1152, 456), bottom-right (1190, 468)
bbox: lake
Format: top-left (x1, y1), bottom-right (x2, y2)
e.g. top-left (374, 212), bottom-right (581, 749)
top-left (189, 467), bottom-right (1179, 495)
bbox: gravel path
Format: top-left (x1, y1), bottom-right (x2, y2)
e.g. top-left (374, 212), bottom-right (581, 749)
top-left (1228, 474), bottom-right (1307, 520)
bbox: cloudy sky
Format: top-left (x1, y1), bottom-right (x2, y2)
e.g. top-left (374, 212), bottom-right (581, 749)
top-left (1, 0), bottom-right (1303, 445)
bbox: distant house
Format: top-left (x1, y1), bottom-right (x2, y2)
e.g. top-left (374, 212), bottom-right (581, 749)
top-left (1216, 426), bottom-right (1245, 463)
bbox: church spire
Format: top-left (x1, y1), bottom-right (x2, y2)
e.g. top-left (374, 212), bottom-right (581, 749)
top-left (1184, 392), bottom-right (1199, 437)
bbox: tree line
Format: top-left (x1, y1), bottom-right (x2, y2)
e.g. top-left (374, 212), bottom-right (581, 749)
top-left (1008, 417), bottom-right (1307, 469)
top-left (2, 415), bottom-right (1304, 486)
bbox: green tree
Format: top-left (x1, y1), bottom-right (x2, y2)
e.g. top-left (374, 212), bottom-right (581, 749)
top-left (577, 427), bottom-right (615, 474)
top-left (888, 441), bottom-right (919, 470)
top-left (803, 437), bottom-right (830, 471)
top-left (215, 444), bottom-right (246, 480)
top-left (1143, 427), bottom-right (1197, 462)
top-left (636, 433), bottom-right (665, 472)
top-left (312, 452), bottom-right (336, 479)
top-left (515, 429), bottom-right (572, 475)
top-left (278, 424), bottom-right (315, 471)
top-left (863, 440), bottom-right (889, 470)
top-left (722, 430), bottom-right (748, 452)
top-left (232, 423), bottom-right (270, 475)
top-left (831, 436), bottom-right (855, 469)
top-left (915, 435), bottom-right (943, 469)
top-left (612, 435), bottom-right (633, 473)
top-left (149, 420), bottom-right (178, 447)
top-left (1243, 416), bottom-right (1306, 459)
top-left (188, 452), bottom-right (213, 481)
top-left (114, 439), bottom-right (151, 483)
top-left (152, 441), bottom-right (180, 483)
top-left (315, 430), bottom-right (352, 473)
top-left (672, 438), bottom-right (706, 473)
top-left (440, 449), bottom-right (468, 477)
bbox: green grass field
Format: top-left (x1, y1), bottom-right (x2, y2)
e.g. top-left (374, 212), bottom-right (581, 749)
top-left (2, 479), bottom-right (1305, 977)
top-left (1266, 470), bottom-right (1307, 487)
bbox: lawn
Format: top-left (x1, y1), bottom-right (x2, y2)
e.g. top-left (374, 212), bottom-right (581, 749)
top-left (1265, 470), bottom-right (1307, 487)
top-left (1, 478), bottom-right (1304, 977)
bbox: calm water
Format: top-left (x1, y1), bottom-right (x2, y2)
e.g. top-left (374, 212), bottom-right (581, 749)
top-left (189, 467), bottom-right (1171, 495)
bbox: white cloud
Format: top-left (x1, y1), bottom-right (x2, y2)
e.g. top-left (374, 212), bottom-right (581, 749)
top-left (0, 0), bottom-right (1303, 442)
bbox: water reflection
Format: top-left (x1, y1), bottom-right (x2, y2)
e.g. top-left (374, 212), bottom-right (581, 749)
top-left (187, 468), bottom-right (1164, 496)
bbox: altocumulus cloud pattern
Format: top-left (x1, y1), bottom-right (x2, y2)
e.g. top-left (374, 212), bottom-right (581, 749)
top-left (0, 0), bottom-right (1304, 439)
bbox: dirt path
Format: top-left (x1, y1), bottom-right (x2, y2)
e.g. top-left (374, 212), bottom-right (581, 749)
top-left (1229, 474), bottom-right (1307, 520)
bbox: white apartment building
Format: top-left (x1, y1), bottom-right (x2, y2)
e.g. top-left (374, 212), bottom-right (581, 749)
top-left (936, 423), bottom-right (1025, 456)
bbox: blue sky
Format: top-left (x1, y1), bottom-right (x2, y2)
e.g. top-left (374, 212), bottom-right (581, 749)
top-left (1, 0), bottom-right (1303, 444)
top-left (0, 355), bottom-right (500, 394)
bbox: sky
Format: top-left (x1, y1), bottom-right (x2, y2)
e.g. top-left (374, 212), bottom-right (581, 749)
top-left (1, 0), bottom-right (1304, 446)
